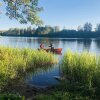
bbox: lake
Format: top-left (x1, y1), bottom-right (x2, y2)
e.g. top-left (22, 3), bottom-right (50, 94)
top-left (0, 36), bottom-right (100, 87)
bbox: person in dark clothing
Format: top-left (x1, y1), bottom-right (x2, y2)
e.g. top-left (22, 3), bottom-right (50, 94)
top-left (49, 43), bottom-right (54, 52)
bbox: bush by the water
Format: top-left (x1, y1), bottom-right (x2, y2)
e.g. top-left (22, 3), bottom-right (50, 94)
top-left (0, 47), bottom-right (57, 88)
top-left (0, 93), bottom-right (24, 100)
top-left (34, 91), bottom-right (92, 100)
top-left (62, 51), bottom-right (100, 98)
top-left (35, 51), bottom-right (100, 100)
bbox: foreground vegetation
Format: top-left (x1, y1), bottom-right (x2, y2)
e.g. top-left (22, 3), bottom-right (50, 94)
top-left (0, 93), bottom-right (24, 100)
top-left (33, 51), bottom-right (100, 100)
top-left (0, 47), bottom-right (57, 89)
top-left (61, 51), bottom-right (100, 99)
top-left (0, 49), bottom-right (100, 100)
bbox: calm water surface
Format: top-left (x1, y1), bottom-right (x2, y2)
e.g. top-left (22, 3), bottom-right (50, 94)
top-left (0, 36), bottom-right (100, 86)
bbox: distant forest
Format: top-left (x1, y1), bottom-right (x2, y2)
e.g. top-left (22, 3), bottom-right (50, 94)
top-left (1, 22), bottom-right (100, 38)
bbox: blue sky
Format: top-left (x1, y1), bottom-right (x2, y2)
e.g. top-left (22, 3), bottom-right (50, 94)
top-left (0, 0), bottom-right (100, 30)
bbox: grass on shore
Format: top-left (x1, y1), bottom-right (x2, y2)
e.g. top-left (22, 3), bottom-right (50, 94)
top-left (32, 51), bottom-right (100, 100)
top-left (0, 47), bottom-right (58, 88)
top-left (61, 50), bottom-right (100, 99)
top-left (0, 50), bottom-right (100, 100)
top-left (0, 93), bottom-right (25, 100)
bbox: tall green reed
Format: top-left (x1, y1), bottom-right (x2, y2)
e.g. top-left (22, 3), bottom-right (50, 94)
top-left (0, 47), bottom-right (58, 88)
top-left (62, 50), bottom-right (98, 88)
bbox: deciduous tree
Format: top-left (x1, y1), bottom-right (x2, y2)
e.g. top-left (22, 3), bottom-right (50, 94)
top-left (0, 0), bottom-right (43, 25)
top-left (83, 22), bottom-right (92, 32)
top-left (95, 24), bottom-right (100, 32)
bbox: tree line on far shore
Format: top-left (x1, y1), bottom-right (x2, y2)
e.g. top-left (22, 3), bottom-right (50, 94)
top-left (1, 22), bottom-right (100, 38)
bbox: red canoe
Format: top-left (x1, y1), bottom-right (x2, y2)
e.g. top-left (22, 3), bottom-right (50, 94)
top-left (46, 48), bottom-right (62, 54)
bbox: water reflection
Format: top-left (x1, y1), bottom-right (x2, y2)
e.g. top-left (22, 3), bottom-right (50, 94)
top-left (77, 39), bottom-right (92, 52)
top-left (1, 37), bottom-right (100, 54)
top-left (94, 39), bottom-right (100, 49)
top-left (26, 65), bottom-right (59, 87)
